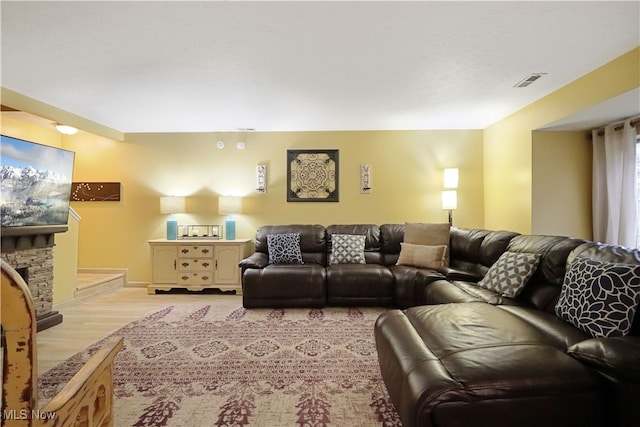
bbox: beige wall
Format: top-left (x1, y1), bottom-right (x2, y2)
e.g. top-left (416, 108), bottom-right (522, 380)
top-left (484, 46), bottom-right (639, 235)
top-left (62, 129), bottom-right (484, 284)
top-left (531, 130), bottom-right (592, 238)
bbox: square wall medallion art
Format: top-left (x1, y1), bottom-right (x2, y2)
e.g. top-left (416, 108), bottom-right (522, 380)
top-left (287, 149), bottom-right (339, 202)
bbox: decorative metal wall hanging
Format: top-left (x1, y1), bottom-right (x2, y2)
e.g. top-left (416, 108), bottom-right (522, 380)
top-left (71, 182), bottom-right (121, 201)
top-left (360, 164), bottom-right (371, 194)
top-left (257, 164), bottom-right (267, 194)
top-left (287, 149), bottom-right (339, 202)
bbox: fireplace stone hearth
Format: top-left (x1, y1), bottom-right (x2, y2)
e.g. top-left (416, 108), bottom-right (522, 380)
top-left (1, 227), bottom-right (66, 331)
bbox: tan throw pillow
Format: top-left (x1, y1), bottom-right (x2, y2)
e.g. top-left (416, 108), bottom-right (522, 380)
top-left (396, 243), bottom-right (447, 269)
top-left (404, 222), bottom-right (451, 266)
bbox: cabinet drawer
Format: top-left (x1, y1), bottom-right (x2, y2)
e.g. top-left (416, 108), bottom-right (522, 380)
top-left (177, 271), bottom-right (213, 285)
top-left (178, 258), bottom-right (213, 271)
top-left (178, 245), bottom-right (214, 258)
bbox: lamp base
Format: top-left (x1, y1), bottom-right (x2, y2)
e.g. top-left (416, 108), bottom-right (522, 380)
top-left (225, 218), bottom-right (236, 240)
top-left (167, 218), bottom-right (178, 240)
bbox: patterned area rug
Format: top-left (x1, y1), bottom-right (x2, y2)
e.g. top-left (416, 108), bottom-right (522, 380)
top-left (39, 304), bottom-right (402, 426)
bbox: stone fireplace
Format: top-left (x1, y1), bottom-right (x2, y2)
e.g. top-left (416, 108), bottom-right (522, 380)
top-left (1, 227), bottom-right (64, 331)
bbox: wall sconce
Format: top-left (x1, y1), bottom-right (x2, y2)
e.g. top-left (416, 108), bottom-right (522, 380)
top-left (360, 164), bottom-right (371, 194)
top-left (218, 196), bottom-right (242, 240)
top-left (160, 196), bottom-right (186, 240)
top-left (442, 168), bottom-right (459, 225)
top-left (257, 164), bottom-right (267, 194)
top-left (55, 123), bottom-right (78, 135)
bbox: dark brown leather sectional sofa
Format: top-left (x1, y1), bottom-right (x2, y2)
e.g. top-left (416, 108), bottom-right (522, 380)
top-left (239, 223), bottom-right (640, 427)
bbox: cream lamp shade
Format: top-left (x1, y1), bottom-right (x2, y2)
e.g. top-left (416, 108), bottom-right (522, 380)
top-left (218, 196), bottom-right (242, 215)
top-left (160, 196), bottom-right (186, 214)
top-left (443, 168), bottom-right (459, 189)
top-left (441, 190), bottom-right (458, 210)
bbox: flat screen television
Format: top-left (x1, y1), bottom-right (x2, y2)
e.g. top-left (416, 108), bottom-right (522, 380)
top-left (1, 134), bottom-right (75, 234)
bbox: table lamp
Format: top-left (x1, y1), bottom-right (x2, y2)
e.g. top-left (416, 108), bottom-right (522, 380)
top-left (160, 196), bottom-right (186, 240)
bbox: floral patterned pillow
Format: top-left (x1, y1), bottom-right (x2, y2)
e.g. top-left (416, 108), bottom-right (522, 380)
top-left (267, 233), bottom-right (303, 264)
top-left (555, 257), bottom-right (640, 338)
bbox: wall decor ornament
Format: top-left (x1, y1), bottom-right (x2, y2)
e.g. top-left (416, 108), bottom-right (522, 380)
top-left (287, 149), bottom-right (339, 202)
top-left (360, 164), bottom-right (371, 194)
top-left (71, 182), bottom-right (121, 201)
top-left (257, 164), bottom-right (267, 194)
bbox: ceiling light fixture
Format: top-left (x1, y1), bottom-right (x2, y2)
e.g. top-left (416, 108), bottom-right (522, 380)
top-left (55, 123), bottom-right (78, 135)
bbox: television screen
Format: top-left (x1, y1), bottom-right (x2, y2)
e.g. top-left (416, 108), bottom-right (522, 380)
top-left (1, 135), bottom-right (75, 228)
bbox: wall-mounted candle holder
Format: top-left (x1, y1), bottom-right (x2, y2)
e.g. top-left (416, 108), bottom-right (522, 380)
top-left (361, 164), bottom-right (371, 194)
top-left (257, 164), bottom-right (267, 194)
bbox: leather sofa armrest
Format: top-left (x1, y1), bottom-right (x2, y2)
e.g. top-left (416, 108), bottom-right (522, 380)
top-left (239, 252), bottom-right (269, 269)
top-left (442, 267), bottom-right (483, 283)
top-left (567, 336), bottom-right (640, 381)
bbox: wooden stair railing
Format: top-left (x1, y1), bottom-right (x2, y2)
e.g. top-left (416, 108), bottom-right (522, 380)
top-left (1, 259), bottom-right (123, 427)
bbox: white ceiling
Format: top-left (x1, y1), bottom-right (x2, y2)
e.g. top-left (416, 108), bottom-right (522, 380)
top-left (1, 1), bottom-right (639, 133)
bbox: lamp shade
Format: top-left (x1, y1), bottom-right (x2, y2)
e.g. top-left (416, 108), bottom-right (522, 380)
top-left (218, 196), bottom-right (242, 215)
top-left (443, 168), bottom-right (459, 189)
top-left (441, 190), bottom-right (458, 210)
top-left (160, 196), bottom-right (186, 214)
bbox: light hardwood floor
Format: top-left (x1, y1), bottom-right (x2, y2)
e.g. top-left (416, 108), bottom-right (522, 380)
top-left (37, 287), bottom-right (242, 376)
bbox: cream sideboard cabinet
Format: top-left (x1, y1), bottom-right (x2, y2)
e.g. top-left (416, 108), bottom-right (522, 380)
top-left (148, 239), bottom-right (251, 295)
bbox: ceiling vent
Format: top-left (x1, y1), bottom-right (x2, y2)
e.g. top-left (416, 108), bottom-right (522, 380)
top-left (514, 73), bottom-right (547, 88)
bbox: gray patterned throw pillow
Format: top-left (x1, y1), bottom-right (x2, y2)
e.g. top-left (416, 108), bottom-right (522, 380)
top-left (329, 234), bottom-right (366, 265)
top-left (267, 233), bottom-right (303, 264)
top-left (477, 251), bottom-right (541, 298)
top-left (555, 257), bottom-right (640, 338)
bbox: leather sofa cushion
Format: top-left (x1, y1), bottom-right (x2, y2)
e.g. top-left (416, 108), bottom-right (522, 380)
top-left (255, 224), bottom-right (327, 265)
top-left (242, 263), bottom-right (327, 308)
top-left (448, 228), bottom-right (520, 280)
top-left (423, 279), bottom-right (504, 305)
top-left (380, 223), bottom-right (405, 265)
top-left (567, 336), bottom-right (640, 381)
top-left (389, 266), bottom-right (445, 308)
top-left (506, 235), bottom-right (588, 312)
top-left (326, 264), bottom-right (394, 306)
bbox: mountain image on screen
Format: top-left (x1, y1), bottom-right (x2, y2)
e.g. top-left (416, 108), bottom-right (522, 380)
top-left (1, 135), bottom-right (75, 228)
top-left (0, 166), bottom-right (72, 227)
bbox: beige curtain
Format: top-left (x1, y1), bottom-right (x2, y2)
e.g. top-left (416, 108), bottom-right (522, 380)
top-left (592, 119), bottom-right (638, 247)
